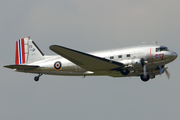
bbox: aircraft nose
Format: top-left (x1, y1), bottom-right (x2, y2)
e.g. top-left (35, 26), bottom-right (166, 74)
top-left (164, 51), bottom-right (178, 61)
top-left (171, 52), bottom-right (178, 59)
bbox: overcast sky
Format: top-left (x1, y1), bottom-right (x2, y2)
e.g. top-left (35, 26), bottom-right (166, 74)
top-left (1, 0), bottom-right (180, 120)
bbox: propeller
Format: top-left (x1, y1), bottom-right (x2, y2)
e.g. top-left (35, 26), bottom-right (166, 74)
top-left (159, 66), bottom-right (165, 74)
top-left (159, 66), bottom-right (170, 80)
top-left (140, 58), bottom-right (170, 80)
top-left (165, 69), bottom-right (170, 80)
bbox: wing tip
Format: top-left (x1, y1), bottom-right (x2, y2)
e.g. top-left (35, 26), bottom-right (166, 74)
top-left (49, 45), bottom-right (61, 51)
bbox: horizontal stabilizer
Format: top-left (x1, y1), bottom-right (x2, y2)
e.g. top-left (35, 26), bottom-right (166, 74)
top-left (4, 65), bottom-right (39, 70)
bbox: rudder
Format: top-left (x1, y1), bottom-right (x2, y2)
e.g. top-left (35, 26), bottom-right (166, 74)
top-left (15, 37), bottom-right (44, 65)
top-left (15, 38), bottom-right (28, 65)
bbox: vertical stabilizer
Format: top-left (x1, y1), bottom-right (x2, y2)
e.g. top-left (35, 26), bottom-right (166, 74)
top-left (15, 37), bottom-right (44, 64)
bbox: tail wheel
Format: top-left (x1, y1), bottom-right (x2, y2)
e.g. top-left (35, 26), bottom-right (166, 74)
top-left (140, 75), bottom-right (150, 82)
top-left (34, 73), bottom-right (43, 82)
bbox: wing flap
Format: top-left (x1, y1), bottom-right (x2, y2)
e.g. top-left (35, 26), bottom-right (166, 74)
top-left (50, 45), bottom-right (124, 71)
top-left (4, 65), bottom-right (39, 70)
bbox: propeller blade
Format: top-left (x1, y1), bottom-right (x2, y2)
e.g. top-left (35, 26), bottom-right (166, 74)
top-left (165, 69), bottom-right (170, 80)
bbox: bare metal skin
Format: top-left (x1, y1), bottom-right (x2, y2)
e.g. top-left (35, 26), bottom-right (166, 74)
top-left (4, 37), bottom-right (177, 82)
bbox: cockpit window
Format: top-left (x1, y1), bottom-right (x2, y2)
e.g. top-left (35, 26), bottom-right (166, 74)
top-left (156, 48), bottom-right (160, 52)
top-left (160, 47), bottom-right (169, 51)
top-left (156, 47), bottom-right (169, 52)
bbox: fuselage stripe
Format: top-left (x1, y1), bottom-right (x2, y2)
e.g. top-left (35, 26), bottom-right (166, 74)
top-left (15, 41), bottom-right (19, 65)
top-left (21, 38), bottom-right (25, 63)
top-left (18, 39), bottom-right (22, 64)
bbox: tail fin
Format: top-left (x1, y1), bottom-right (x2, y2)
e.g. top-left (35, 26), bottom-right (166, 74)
top-left (15, 37), bottom-right (44, 65)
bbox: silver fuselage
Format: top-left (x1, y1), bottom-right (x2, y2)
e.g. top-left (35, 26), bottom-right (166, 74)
top-left (19, 45), bottom-right (177, 78)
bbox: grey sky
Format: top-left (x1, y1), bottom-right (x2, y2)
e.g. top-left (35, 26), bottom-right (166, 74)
top-left (1, 0), bottom-right (180, 120)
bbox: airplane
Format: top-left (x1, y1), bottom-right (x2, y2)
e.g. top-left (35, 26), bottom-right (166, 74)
top-left (4, 36), bottom-right (178, 82)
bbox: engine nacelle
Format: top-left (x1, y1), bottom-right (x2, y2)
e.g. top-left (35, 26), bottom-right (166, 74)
top-left (120, 58), bottom-right (142, 68)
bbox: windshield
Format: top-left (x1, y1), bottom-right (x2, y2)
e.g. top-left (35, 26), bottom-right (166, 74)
top-left (160, 47), bottom-right (169, 51)
top-left (156, 47), bottom-right (169, 52)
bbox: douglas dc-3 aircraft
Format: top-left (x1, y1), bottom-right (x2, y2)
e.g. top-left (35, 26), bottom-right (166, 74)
top-left (4, 37), bottom-right (178, 82)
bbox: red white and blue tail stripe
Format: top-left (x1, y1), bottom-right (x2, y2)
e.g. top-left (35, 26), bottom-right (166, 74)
top-left (15, 38), bottom-right (25, 65)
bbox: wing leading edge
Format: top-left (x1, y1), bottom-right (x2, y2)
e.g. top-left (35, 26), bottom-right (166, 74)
top-left (50, 45), bottom-right (124, 71)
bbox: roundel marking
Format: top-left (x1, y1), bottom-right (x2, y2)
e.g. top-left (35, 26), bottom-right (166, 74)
top-left (54, 61), bottom-right (62, 70)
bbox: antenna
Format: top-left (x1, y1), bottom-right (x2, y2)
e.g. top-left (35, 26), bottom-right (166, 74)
top-left (28, 36), bottom-right (30, 40)
top-left (151, 41), bottom-right (158, 45)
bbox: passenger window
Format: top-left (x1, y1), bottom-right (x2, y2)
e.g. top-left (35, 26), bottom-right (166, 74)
top-left (110, 56), bottom-right (114, 59)
top-left (118, 55), bottom-right (122, 58)
top-left (127, 54), bottom-right (130, 57)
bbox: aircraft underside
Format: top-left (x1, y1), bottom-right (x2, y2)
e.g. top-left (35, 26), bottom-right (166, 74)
top-left (16, 66), bottom-right (162, 82)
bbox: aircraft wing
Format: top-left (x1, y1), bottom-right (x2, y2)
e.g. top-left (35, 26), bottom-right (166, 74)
top-left (4, 65), bottom-right (39, 70)
top-left (50, 45), bottom-right (124, 71)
